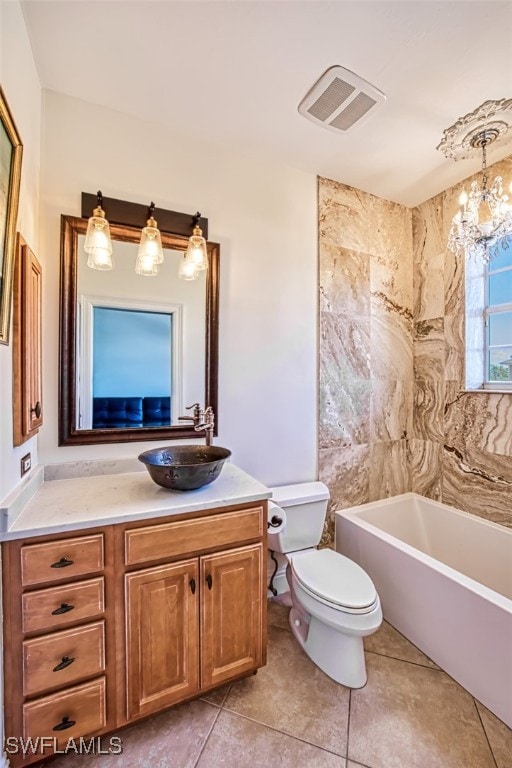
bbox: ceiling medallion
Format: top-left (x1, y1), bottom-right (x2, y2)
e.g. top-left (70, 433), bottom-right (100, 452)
top-left (437, 98), bottom-right (512, 161)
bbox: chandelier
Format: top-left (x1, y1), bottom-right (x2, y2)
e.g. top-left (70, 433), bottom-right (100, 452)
top-left (437, 99), bottom-right (512, 263)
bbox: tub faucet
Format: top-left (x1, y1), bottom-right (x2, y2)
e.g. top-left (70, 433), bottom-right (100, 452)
top-left (195, 406), bottom-right (215, 446)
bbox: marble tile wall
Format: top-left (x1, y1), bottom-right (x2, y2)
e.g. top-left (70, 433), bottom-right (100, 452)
top-left (319, 157), bottom-right (512, 535)
top-left (318, 177), bottom-right (413, 541)
top-left (411, 156), bottom-right (512, 528)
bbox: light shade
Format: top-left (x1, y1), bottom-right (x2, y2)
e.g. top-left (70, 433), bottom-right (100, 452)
top-left (178, 254), bottom-right (198, 280)
top-left (135, 252), bottom-right (160, 276)
top-left (138, 214), bottom-right (164, 265)
top-left (186, 224), bottom-right (207, 271)
top-left (84, 203), bottom-right (113, 271)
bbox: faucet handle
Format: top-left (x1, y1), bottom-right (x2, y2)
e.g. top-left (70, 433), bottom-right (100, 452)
top-left (179, 403), bottom-right (203, 424)
top-left (194, 406), bottom-right (215, 445)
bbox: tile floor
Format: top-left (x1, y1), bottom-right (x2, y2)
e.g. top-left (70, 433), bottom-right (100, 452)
top-left (47, 599), bottom-right (511, 768)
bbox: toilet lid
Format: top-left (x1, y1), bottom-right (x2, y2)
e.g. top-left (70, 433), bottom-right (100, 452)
top-left (291, 549), bottom-right (377, 610)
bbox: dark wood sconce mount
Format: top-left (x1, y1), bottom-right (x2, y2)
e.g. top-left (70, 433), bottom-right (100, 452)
top-left (81, 193), bottom-right (208, 239)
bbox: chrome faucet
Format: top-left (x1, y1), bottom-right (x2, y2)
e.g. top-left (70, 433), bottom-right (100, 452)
top-left (194, 406), bottom-right (215, 446)
top-left (178, 403), bottom-right (215, 446)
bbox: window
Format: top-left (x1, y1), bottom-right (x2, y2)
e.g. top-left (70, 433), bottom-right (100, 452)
top-left (485, 238), bottom-right (512, 389)
top-left (465, 235), bottom-right (512, 391)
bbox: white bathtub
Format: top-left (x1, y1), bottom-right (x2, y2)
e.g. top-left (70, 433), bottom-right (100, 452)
top-left (335, 492), bottom-right (512, 727)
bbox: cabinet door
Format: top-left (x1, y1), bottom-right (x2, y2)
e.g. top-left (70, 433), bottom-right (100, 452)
top-left (201, 544), bottom-right (263, 688)
top-left (125, 559), bottom-right (199, 719)
top-left (13, 234), bottom-right (43, 445)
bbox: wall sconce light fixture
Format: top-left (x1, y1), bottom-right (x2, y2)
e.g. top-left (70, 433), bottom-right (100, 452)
top-left (82, 193), bottom-right (209, 279)
top-left (135, 202), bottom-right (164, 276)
top-left (186, 212), bottom-right (208, 271)
top-left (177, 212), bottom-right (208, 281)
top-left (84, 190), bottom-right (113, 270)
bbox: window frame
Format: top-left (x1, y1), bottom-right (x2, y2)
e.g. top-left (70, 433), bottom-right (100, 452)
top-left (77, 294), bottom-right (183, 429)
top-left (483, 257), bottom-right (512, 391)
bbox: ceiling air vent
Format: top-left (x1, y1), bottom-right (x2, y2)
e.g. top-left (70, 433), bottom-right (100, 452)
top-left (298, 66), bottom-right (386, 133)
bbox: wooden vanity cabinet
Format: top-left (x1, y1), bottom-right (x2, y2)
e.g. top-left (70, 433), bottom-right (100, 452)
top-left (2, 527), bottom-right (116, 768)
top-left (2, 501), bottom-right (267, 765)
top-left (121, 506), bottom-right (265, 721)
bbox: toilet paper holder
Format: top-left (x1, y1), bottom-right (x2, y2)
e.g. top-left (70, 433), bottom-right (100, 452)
top-left (268, 515), bottom-right (283, 529)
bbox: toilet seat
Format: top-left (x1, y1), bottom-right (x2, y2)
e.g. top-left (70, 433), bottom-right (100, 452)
top-left (291, 548), bottom-right (378, 614)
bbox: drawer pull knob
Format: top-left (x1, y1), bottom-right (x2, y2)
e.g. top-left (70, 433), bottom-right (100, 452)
top-left (31, 401), bottom-right (42, 419)
top-left (53, 716), bottom-right (76, 732)
top-left (206, 574), bottom-right (213, 590)
top-left (53, 656), bottom-right (76, 672)
top-left (51, 603), bottom-right (75, 615)
top-left (189, 577), bottom-right (196, 595)
top-left (51, 557), bottom-right (74, 569)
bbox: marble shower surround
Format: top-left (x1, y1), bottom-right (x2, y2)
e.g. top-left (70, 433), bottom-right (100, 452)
top-left (412, 155), bottom-right (512, 528)
top-left (318, 177), bottom-right (413, 537)
top-left (319, 157), bottom-right (512, 535)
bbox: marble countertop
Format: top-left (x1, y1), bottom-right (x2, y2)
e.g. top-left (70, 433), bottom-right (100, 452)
top-left (0, 463), bottom-right (271, 541)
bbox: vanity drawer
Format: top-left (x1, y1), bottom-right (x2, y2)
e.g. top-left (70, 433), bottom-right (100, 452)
top-left (21, 534), bottom-right (104, 587)
top-left (22, 578), bottom-right (105, 634)
top-left (22, 677), bottom-right (106, 744)
top-left (23, 621), bottom-right (105, 697)
top-left (125, 507), bottom-right (264, 565)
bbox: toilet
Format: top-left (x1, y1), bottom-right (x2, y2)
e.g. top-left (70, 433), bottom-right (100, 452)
top-left (268, 482), bottom-right (382, 688)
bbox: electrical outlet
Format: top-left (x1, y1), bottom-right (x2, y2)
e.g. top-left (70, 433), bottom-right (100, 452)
top-left (21, 453), bottom-right (31, 476)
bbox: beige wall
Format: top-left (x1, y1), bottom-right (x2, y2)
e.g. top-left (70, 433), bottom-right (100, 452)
top-left (0, 0), bottom-right (42, 501)
top-left (38, 90), bottom-right (318, 487)
top-left (319, 158), bottom-right (512, 534)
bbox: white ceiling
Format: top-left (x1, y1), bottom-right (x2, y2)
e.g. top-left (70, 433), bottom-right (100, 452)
top-left (21, 0), bottom-right (512, 207)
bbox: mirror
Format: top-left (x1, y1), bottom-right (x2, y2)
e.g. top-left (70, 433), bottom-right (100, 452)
top-left (59, 215), bottom-right (219, 445)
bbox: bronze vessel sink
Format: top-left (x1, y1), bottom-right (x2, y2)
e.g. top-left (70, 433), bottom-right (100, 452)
top-left (138, 445), bottom-right (231, 491)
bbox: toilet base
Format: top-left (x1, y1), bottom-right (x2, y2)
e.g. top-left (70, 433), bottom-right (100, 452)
top-left (289, 606), bottom-right (368, 688)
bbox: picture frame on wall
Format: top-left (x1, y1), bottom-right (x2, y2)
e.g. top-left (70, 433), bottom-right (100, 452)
top-left (0, 85), bottom-right (23, 345)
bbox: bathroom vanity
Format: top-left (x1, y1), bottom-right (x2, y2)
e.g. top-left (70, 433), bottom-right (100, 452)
top-left (1, 464), bottom-right (270, 766)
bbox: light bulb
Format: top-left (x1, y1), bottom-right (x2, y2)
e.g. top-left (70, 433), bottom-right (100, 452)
top-left (138, 215), bottom-right (164, 265)
top-left (142, 233), bottom-right (161, 258)
top-left (178, 255), bottom-right (198, 280)
top-left (84, 201), bottom-right (113, 270)
top-left (479, 222), bottom-right (494, 237)
top-left (135, 252), bottom-right (159, 276)
top-left (459, 190), bottom-right (468, 207)
top-left (186, 224), bottom-right (207, 270)
top-left (87, 246), bottom-right (113, 270)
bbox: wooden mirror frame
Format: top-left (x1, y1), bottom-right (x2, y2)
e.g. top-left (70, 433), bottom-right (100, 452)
top-left (59, 215), bottom-right (219, 446)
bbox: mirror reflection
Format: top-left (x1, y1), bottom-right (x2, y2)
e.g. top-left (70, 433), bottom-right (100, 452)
top-left (76, 237), bottom-right (205, 430)
top-left (59, 216), bottom-right (219, 446)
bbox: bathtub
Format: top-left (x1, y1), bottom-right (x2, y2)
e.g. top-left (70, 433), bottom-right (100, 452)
top-left (335, 493), bottom-right (512, 727)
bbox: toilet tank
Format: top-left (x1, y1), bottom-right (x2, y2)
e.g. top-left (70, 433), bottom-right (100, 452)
top-left (267, 482), bottom-right (329, 553)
